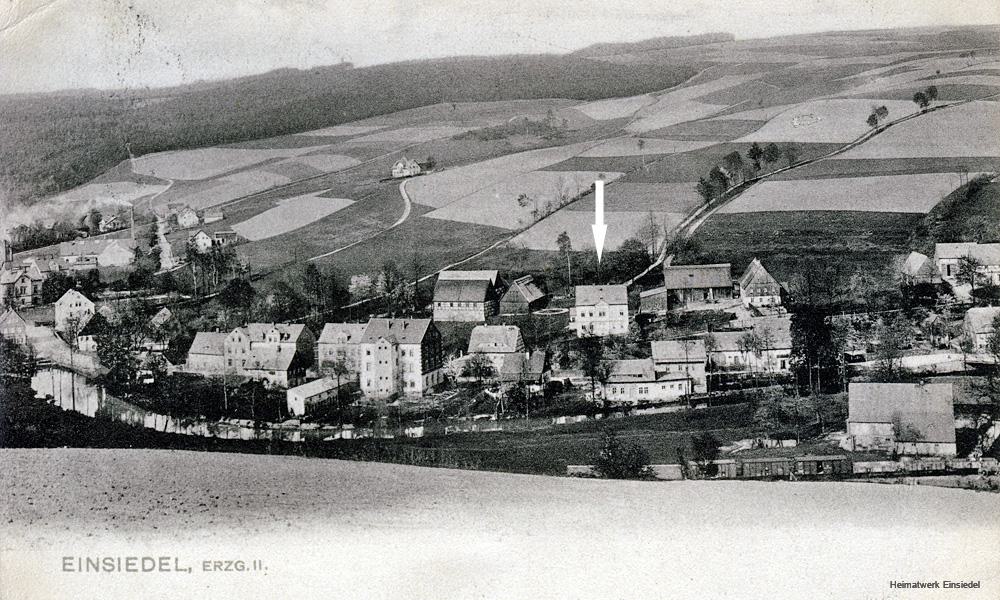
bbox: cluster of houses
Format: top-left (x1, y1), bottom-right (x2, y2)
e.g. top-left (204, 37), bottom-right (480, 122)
top-left (899, 241), bottom-right (1000, 287)
top-left (168, 204), bottom-right (224, 230)
top-left (0, 238), bottom-right (137, 309)
top-left (186, 229), bottom-right (241, 255)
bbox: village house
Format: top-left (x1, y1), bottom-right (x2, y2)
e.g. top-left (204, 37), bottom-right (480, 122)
top-left (223, 323), bottom-right (316, 388)
top-left (286, 377), bottom-right (346, 417)
top-left (660, 263), bottom-right (733, 307)
top-left (150, 307), bottom-right (173, 329)
top-left (317, 322), bottom-right (369, 376)
top-left (705, 316), bottom-right (793, 375)
top-left (185, 332), bottom-right (228, 374)
top-left (569, 285), bottom-right (629, 337)
top-left (391, 157), bottom-right (421, 179)
top-left (603, 358), bottom-right (691, 404)
top-left (651, 339), bottom-right (707, 393)
top-left (359, 318), bottom-right (444, 399)
top-left (0, 262), bottom-right (45, 308)
top-left (177, 206), bottom-right (200, 229)
top-left (934, 242), bottom-right (1000, 285)
top-left (898, 251), bottom-right (940, 285)
top-left (188, 230), bottom-right (215, 254)
top-left (432, 270), bottom-right (505, 322)
top-left (467, 325), bottom-right (526, 372)
top-left (846, 382), bottom-right (957, 457)
top-left (0, 309), bottom-right (28, 345)
top-left (499, 275), bottom-right (548, 314)
top-left (964, 306), bottom-right (1000, 352)
top-left (497, 350), bottom-right (549, 387)
top-left (98, 214), bottom-right (122, 232)
top-left (738, 258), bottom-right (783, 308)
top-left (54, 289), bottom-right (95, 332)
top-left (59, 238), bottom-right (136, 268)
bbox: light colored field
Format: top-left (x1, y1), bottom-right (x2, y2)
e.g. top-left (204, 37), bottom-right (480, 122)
top-left (3, 449), bottom-right (998, 600)
top-left (578, 137), bottom-right (716, 157)
top-left (735, 98), bottom-right (918, 143)
top-left (834, 56), bottom-right (996, 95)
top-left (406, 142), bottom-right (596, 208)
top-left (833, 101), bottom-right (1000, 159)
top-left (347, 126), bottom-right (475, 143)
top-left (176, 170), bottom-right (293, 211)
top-left (719, 173), bottom-right (964, 214)
top-left (298, 124), bottom-right (385, 137)
top-left (711, 103), bottom-right (799, 122)
top-left (886, 74), bottom-right (1000, 89)
top-left (287, 154), bottom-right (361, 172)
top-left (231, 192), bottom-right (354, 240)
top-left (575, 94), bottom-right (656, 120)
top-left (625, 100), bottom-right (729, 133)
top-left (48, 181), bottom-right (169, 206)
top-left (425, 171), bottom-right (624, 230)
top-left (510, 210), bottom-right (686, 251)
top-left (567, 182), bottom-right (703, 213)
top-left (132, 147), bottom-right (325, 180)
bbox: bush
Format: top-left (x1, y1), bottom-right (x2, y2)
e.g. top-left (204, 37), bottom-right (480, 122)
top-left (593, 429), bottom-right (655, 479)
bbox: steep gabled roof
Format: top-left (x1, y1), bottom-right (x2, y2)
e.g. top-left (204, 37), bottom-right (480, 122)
top-left (319, 322), bottom-right (369, 345)
top-left (56, 289), bottom-right (93, 307)
top-left (437, 270), bottom-right (500, 285)
top-left (607, 358), bottom-right (658, 383)
top-left (502, 275), bottom-right (546, 304)
top-left (651, 339), bottom-right (707, 363)
top-left (434, 278), bottom-right (491, 303)
top-left (965, 306), bottom-right (1000, 334)
top-left (78, 312), bottom-right (109, 337)
top-left (59, 238), bottom-right (137, 257)
top-left (468, 325), bottom-right (522, 354)
top-left (848, 382), bottom-right (955, 444)
top-left (575, 284), bottom-right (628, 306)
top-left (188, 332), bottom-right (227, 356)
top-left (738, 258), bottom-right (779, 289)
top-left (361, 318), bottom-right (433, 345)
top-left (900, 251), bottom-right (934, 278)
top-left (663, 264), bottom-right (732, 290)
top-left (0, 309), bottom-right (27, 330)
top-left (235, 323), bottom-right (310, 344)
top-left (287, 377), bottom-right (342, 398)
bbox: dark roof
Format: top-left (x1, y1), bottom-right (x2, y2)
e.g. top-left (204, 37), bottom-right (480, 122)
top-left (848, 383), bottom-right (955, 444)
top-left (434, 278), bottom-right (491, 303)
top-left (78, 312), bottom-right (108, 337)
top-left (738, 258), bottom-right (779, 289)
top-left (663, 264), bottom-right (732, 290)
top-left (501, 276), bottom-right (546, 304)
top-left (188, 332), bottom-right (228, 356)
top-left (362, 318), bottom-right (433, 345)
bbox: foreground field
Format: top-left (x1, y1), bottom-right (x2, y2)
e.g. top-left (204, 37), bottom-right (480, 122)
top-left (2, 448), bottom-right (998, 600)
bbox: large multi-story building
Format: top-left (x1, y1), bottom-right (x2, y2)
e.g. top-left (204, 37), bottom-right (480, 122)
top-left (59, 238), bottom-right (137, 268)
top-left (317, 322), bottom-right (369, 376)
top-left (222, 323), bottom-right (316, 388)
top-left (569, 285), bottom-right (629, 337)
top-left (651, 339), bottom-right (707, 393)
top-left (467, 324), bottom-right (525, 372)
top-left (603, 358), bottom-right (691, 404)
top-left (54, 289), bottom-right (95, 332)
top-left (846, 382), bottom-right (956, 457)
top-left (359, 318), bottom-right (444, 399)
top-left (737, 258), bottom-right (782, 308)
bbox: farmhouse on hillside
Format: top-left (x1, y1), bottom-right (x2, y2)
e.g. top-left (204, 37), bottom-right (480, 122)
top-left (738, 258), bottom-right (783, 308)
top-left (846, 382), bottom-right (956, 457)
top-left (177, 206), bottom-right (200, 229)
top-left (661, 263), bottom-right (733, 307)
top-left (651, 339), bottom-right (707, 393)
top-left (54, 289), bottom-right (95, 332)
top-left (499, 275), bottom-right (548, 314)
top-left (467, 324), bottom-right (525, 371)
top-left (497, 350), bottom-right (549, 386)
top-left (213, 230), bottom-right (241, 247)
top-left (898, 251), bottom-right (941, 285)
top-left (569, 285), bottom-right (629, 337)
top-left (189, 230), bottom-right (214, 254)
top-left (963, 306), bottom-right (1000, 352)
top-left (934, 242), bottom-right (1000, 285)
top-left (391, 157), bottom-right (421, 179)
top-left (358, 318), bottom-right (444, 399)
top-left (603, 358), bottom-right (691, 404)
top-left (432, 270), bottom-right (506, 322)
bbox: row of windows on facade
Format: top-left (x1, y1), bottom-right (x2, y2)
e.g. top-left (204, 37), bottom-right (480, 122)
top-left (579, 310), bottom-right (625, 318)
top-left (435, 302), bottom-right (483, 308)
top-left (608, 382), bottom-right (686, 395)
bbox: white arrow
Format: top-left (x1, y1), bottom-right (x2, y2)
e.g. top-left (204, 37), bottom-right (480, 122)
top-left (592, 179), bottom-right (607, 262)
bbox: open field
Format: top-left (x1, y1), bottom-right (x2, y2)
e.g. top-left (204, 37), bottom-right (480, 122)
top-left (578, 137), bottom-right (716, 157)
top-left (298, 124), bottom-right (386, 137)
top-left (734, 99), bottom-right (919, 143)
top-left (160, 169), bottom-right (293, 211)
top-left (625, 100), bottom-right (729, 133)
top-left (425, 170), bottom-right (624, 230)
top-left (406, 142), bottom-right (596, 208)
top-left (566, 182), bottom-right (703, 213)
top-left (131, 147), bottom-right (326, 180)
top-left (574, 94), bottom-right (656, 119)
top-left (2, 448), bottom-right (998, 600)
top-left (718, 173), bottom-right (965, 214)
top-left (642, 118), bottom-right (766, 140)
top-left (833, 101), bottom-right (1000, 159)
top-left (347, 125), bottom-right (476, 143)
top-left (509, 210), bottom-right (685, 251)
top-left (231, 193), bottom-right (355, 241)
top-left (771, 157), bottom-right (1000, 180)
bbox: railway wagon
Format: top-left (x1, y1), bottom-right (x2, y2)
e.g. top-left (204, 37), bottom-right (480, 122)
top-left (794, 455), bottom-right (851, 476)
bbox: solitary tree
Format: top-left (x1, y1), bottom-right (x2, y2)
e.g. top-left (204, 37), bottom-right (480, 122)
top-left (866, 112), bottom-right (879, 129)
top-left (957, 255), bottom-right (983, 295)
top-left (593, 429), bottom-right (655, 479)
top-left (696, 177), bottom-right (715, 203)
top-left (637, 138), bottom-right (647, 169)
top-left (691, 431), bottom-right (721, 477)
top-left (556, 230), bottom-right (573, 286)
top-left (875, 105), bottom-right (889, 121)
top-left (912, 91), bottom-right (930, 110)
top-left (926, 85), bottom-right (939, 102)
top-left (463, 352), bottom-right (496, 390)
top-left (708, 166), bottom-right (730, 196)
top-left (784, 145), bottom-right (799, 168)
top-left (723, 151), bottom-right (746, 184)
top-left (762, 142), bottom-right (782, 166)
top-left (747, 142), bottom-right (764, 171)
top-left (872, 313), bottom-right (913, 381)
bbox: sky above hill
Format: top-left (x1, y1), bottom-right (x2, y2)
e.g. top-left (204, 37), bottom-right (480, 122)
top-left (2, 0), bottom-right (999, 93)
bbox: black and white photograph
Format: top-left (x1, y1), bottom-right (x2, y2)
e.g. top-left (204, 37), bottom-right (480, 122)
top-left (1, 1), bottom-right (999, 598)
